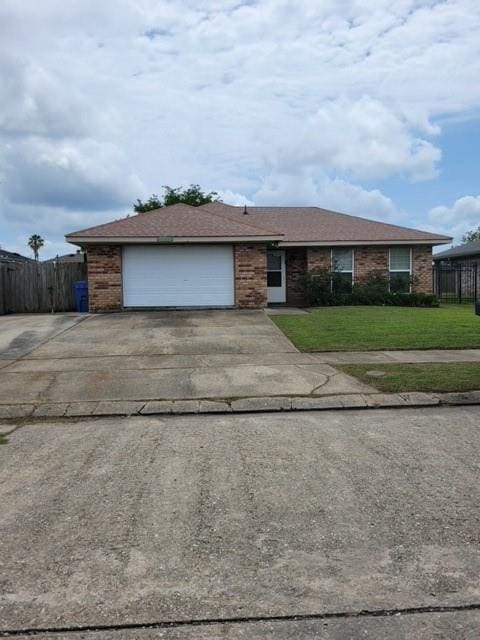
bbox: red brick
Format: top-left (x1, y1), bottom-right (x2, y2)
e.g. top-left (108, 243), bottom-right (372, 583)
top-left (234, 244), bottom-right (267, 308)
top-left (87, 246), bottom-right (122, 312)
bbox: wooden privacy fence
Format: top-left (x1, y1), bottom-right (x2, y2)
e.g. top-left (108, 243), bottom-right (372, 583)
top-left (0, 261), bottom-right (87, 314)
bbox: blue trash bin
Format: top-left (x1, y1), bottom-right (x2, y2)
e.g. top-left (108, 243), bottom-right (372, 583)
top-left (74, 281), bottom-right (89, 312)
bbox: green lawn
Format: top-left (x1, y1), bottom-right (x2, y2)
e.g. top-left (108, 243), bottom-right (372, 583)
top-left (340, 363), bottom-right (480, 393)
top-left (272, 305), bottom-right (480, 351)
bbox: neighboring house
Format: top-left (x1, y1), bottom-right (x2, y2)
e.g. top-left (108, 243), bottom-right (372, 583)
top-left (433, 240), bottom-right (480, 265)
top-left (44, 251), bottom-right (86, 264)
top-left (65, 202), bottom-right (451, 312)
top-left (432, 240), bottom-right (480, 302)
top-left (0, 249), bottom-right (35, 264)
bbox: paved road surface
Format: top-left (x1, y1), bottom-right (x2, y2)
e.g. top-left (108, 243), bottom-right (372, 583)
top-left (1, 406), bottom-right (479, 637)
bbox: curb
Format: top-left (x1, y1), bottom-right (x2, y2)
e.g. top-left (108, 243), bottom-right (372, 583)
top-left (1, 391), bottom-right (480, 421)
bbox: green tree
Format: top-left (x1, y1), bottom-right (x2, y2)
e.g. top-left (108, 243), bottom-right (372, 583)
top-left (133, 194), bottom-right (163, 213)
top-left (134, 184), bottom-right (219, 213)
top-left (28, 234), bottom-right (44, 261)
top-left (462, 225), bottom-right (480, 243)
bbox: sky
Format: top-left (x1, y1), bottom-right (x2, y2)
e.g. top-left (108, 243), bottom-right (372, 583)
top-left (1, 0), bottom-right (480, 259)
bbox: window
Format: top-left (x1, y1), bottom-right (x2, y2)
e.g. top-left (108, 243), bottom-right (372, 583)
top-left (389, 247), bottom-right (411, 293)
top-left (331, 248), bottom-right (353, 293)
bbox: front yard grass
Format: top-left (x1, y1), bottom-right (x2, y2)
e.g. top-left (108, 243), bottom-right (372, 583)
top-left (340, 363), bottom-right (480, 393)
top-left (272, 305), bottom-right (480, 351)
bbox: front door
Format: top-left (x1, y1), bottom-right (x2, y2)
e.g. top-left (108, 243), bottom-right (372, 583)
top-left (267, 250), bottom-right (286, 303)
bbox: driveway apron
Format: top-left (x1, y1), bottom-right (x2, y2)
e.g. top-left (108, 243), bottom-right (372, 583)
top-left (0, 311), bottom-right (371, 405)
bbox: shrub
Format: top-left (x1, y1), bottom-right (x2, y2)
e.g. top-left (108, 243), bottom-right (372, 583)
top-left (300, 268), bottom-right (336, 306)
top-left (350, 271), bottom-right (389, 305)
top-left (300, 269), bottom-right (439, 307)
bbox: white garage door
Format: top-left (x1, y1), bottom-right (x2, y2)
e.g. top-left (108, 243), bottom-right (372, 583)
top-left (122, 245), bottom-right (234, 307)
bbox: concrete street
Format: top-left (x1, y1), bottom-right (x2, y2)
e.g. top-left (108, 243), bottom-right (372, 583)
top-left (1, 406), bottom-right (479, 637)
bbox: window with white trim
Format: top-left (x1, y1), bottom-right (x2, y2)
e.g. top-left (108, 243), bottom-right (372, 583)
top-left (331, 248), bottom-right (353, 293)
top-left (389, 247), bottom-right (411, 293)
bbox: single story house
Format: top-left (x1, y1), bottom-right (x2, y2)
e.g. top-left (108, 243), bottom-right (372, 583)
top-left (0, 249), bottom-right (35, 264)
top-left (433, 240), bottom-right (480, 266)
top-left (66, 202), bottom-right (451, 312)
top-left (44, 250), bottom-right (86, 264)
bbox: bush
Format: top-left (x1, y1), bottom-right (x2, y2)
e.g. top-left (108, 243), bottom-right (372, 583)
top-left (350, 271), bottom-right (389, 305)
top-left (300, 268), bottom-right (336, 306)
top-left (300, 269), bottom-right (439, 308)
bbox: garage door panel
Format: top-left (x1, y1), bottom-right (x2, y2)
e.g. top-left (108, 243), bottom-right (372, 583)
top-left (122, 245), bottom-right (234, 307)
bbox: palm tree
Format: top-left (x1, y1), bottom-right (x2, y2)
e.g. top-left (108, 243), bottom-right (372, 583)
top-left (28, 234), bottom-right (44, 261)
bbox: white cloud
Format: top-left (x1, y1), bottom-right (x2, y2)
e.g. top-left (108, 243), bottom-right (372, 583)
top-left (271, 97), bottom-right (441, 181)
top-left (253, 171), bottom-right (399, 221)
top-left (216, 189), bottom-right (254, 206)
top-left (2, 138), bottom-right (143, 210)
top-left (0, 57), bottom-right (98, 138)
top-left (0, 0), bottom-right (480, 252)
top-left (428, 195), bottom-right (480, 243)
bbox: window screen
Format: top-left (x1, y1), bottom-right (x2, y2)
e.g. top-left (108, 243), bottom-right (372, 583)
top-left (389, 247), bottom-right (410, 271)
top-left (389, 247), bottom-right (411, 293)
top-left (332, 248), bottom-right (353, 272)
top-left (267, 253), bottom-right (282, 271)
top-left (331, 249), bottom-right (353, 293)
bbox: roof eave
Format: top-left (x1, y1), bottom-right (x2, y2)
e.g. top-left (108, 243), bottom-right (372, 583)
top-left (433, 251), bottom-right (480, 260)
top-left (278, 238), bottom-right (452, 247)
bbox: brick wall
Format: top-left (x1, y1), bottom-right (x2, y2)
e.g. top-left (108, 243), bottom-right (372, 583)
top-left (300, 244), bottom-right (434, 299)
top-left (85, 243), bottom-right (434, 313)
top-left (306, 247), bottom-right (330, 271)
top-left (353, 245), bottom-right (433, 292)
top-left (286, 248), bottom-right (307, 305)
top-left (234, 244), bottom-right (267, 308)
top-left (412, 245), bottom-right (433, 293)
top-left (87, 245), bottom-right (122, 312)
top-left (354, 246), bottom-right (389, 282)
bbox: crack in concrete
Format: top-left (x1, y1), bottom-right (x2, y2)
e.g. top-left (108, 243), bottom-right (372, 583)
top-left (309, 368), bottom-right (336, 394)
top-left (1, 602), bottom-right (479, 637)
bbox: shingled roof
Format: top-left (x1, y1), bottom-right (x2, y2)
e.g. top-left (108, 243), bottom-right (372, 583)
top-left (66, 203), bottom-right (282, 242)
top-left (201, 203), bottom-right (451, 245)
top-left (66, 201), bottom-right (451, 246)
top-left (433, 240), bottom-right (480, 260)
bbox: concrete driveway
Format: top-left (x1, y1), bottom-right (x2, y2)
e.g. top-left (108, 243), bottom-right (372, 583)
top-left (0, 311), bottom-right (371, 407)
top-left (0, 313), bottom-right (85, 362)
top-left (1, 406), bottom-right (479, 637)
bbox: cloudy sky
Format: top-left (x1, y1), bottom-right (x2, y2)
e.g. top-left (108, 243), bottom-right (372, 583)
top-left (1, 0), bottom-right (480, 259)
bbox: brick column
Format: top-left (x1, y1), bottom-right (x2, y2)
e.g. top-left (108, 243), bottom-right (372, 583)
top-left (234, 244), bottom-right (267, 308)
top-left (286, 248), bottom-right (307, 305)
top-left (87, 245), bottom-right (122, 312)
top-left (354, 246), bottom-right (389, 282)
top-left (412, 245), bottom-right (433, 293)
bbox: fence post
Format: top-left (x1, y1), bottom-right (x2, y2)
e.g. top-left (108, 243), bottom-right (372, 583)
top-left (475, 263), bottom-right (478, 303)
